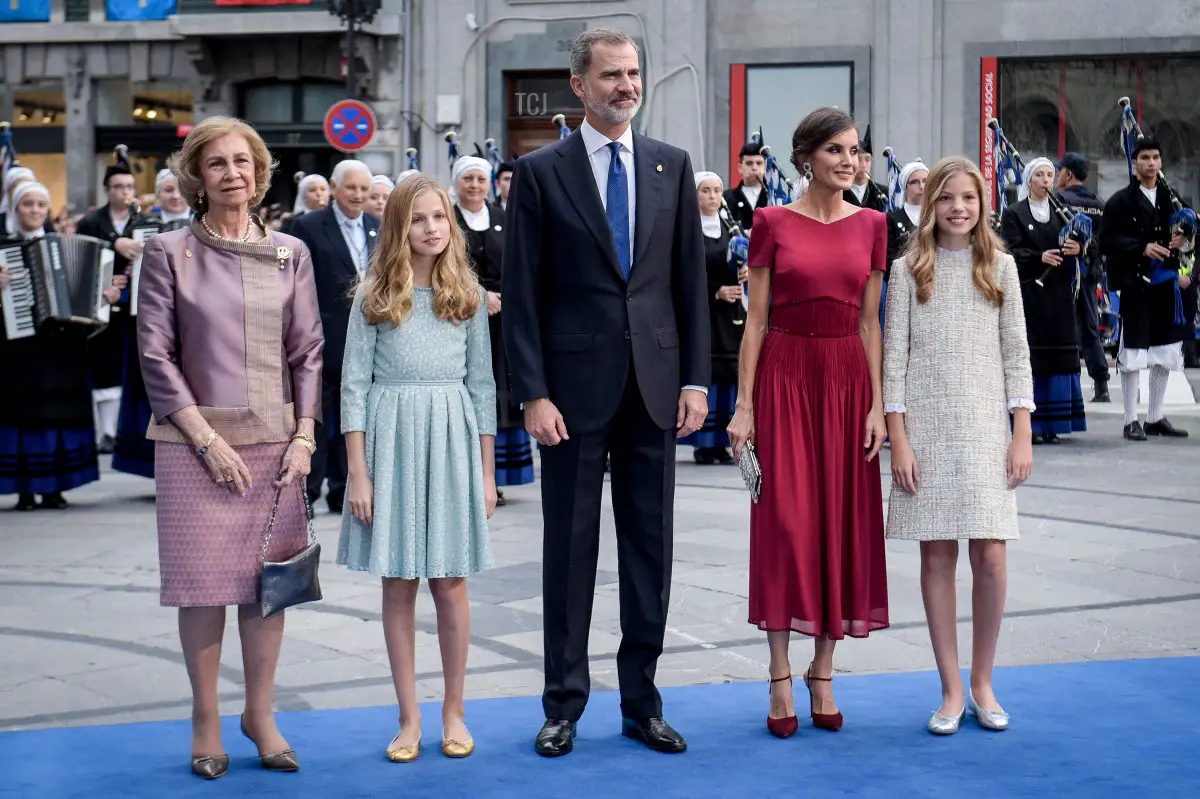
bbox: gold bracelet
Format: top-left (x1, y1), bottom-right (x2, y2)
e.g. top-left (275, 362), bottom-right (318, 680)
top-left (195, 429), bottom-right (218, 455)
top-left (291, 434), bottom-right (317, 454)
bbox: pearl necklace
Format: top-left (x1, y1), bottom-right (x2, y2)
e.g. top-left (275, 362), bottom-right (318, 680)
top-left (200, 213), bottom-right (252, 243)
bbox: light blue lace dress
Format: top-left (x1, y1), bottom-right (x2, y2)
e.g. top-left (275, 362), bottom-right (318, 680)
top-left (336, 285), bottom-right (496, 578)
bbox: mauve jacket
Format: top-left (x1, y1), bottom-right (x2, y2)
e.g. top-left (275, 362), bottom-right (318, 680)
top-left (136, 221), bottom-right (324, 446)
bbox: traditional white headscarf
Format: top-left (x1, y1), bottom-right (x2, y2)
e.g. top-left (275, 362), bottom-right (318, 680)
top-left (293, 174), bottom-right (330, 215)
top-left (693, 171), bottom-right (722, 190)
top-left (693, 171), bottom-right (724, 239)
top-left (10, 181), bottom-right (50, 236)
top-left (451, 156), bottom-right (492, 206)
top-left (396, 169), bottom-right (420, 185)
top-left (154, 168), bottom-right (177, 193)
top-left (371, 175), bottom-right (396, 192)
top-left (897, 161), bottom-right (928, 225)
top-left (1018, 157), bottom-right (1055, 203)
top-left (2, 166), bottom-right (35, 224)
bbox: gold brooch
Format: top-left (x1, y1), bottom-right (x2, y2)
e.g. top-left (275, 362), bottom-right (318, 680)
top-left (276, 246), bottom-right (292, 268)
top-left (656, 164), bottom-right (664, 173)
top-left (185, 249), bottom-right (192, 258)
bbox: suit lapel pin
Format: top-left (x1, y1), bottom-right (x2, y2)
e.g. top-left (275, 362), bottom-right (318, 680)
top-left (369, 229), bottom-right (377, 238)
top-left (494, 224), bottom-right (503, 232)
top-left (656, 163), bottom-right (663, 173)
top-left (1028, 223), bottom-right (1034, 230)
top-left (185, 249), bottom-right (192, 258)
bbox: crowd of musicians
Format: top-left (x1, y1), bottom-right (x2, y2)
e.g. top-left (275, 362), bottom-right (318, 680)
top-left (1, 103), bottom-right (1196, 513)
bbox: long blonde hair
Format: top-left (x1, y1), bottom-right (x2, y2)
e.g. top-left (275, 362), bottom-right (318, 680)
top-left (359, 174), bottom-right (481, 326)
top-left (906, 156), bottom-right (1005, 306)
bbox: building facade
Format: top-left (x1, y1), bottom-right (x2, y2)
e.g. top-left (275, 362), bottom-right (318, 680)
top-left (0, 0), bottom-right (407, 214)
top-left (416, 0), bottom-right (1200, 208)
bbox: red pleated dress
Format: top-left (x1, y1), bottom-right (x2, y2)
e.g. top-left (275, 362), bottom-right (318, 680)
top-left (746, 205), bottom-right (890, 639)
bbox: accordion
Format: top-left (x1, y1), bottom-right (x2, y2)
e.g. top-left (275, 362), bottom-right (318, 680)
top-left (129, 217), bottom-right (191, 316)
top-left (2, 234), bottom-right (114, 340)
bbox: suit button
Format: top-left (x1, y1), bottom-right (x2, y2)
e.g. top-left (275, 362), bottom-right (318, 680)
top-left (627, 293), bottom-right (633, 301)
top-left (624, 331), bottom-right (631, 340)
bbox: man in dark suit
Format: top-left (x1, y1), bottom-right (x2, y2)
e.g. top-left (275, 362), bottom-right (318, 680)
top-left (77, 157), bottom-right (141, 453)
top-left (843, 125), bottom-right (889, 212)
top-left (503, 28), bottom-right (709, 758)
top-left (290, 159), bottom-right (378, 512)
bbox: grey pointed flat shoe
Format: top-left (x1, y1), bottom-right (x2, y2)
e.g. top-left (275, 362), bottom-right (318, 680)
top-left (240, 715), bottom-right (300, 771)
top-left (191, 754), bottom-right (229, 779)
top-left (968, 691), bottom-right (1010, 731)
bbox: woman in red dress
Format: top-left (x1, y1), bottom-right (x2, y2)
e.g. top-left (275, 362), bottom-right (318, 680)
top-left (727, 107), bottom-right (889, 738)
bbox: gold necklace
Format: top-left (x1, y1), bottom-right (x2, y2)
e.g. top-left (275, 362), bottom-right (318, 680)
top-left (200, 213), bottom-right (252, 243)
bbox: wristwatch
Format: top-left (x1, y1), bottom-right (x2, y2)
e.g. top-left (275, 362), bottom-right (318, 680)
top-left (291, 434), bottom-right (317, 454)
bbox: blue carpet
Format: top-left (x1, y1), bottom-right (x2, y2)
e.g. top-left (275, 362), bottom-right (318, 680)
top-left (3, 657), bottom-right (1197, 798)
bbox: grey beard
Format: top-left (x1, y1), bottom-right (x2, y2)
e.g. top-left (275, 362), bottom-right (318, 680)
top-left (587, 91), bottom-right (641, 125)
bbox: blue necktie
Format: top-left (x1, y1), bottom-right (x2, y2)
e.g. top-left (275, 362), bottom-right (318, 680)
top-left (606, 141), bottom-right (632, 280)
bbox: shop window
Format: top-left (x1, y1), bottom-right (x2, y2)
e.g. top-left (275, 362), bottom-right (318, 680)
top-left (241, 85), bottom-right (294, 125)
top-left (238, 80), bottom-right (347, 127)
top-left (998, 56), bottom-right (1200, 204)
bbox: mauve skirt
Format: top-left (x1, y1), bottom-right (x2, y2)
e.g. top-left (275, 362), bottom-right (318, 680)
top-left (156, 441), bottom-right (308, 608)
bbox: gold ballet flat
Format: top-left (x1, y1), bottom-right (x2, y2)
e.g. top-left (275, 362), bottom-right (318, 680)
top-left (191, 754), bottom-right (229, 780)
top-left (442, 737), bottom-right (475, 758)
top-left (386, 732), bottom-right (422, 763)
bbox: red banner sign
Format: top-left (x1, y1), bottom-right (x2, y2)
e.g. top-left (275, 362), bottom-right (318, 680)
top-left (980, 56), bottom-right (998, 211)
top-left (214, 0), bottom-right (311, 6)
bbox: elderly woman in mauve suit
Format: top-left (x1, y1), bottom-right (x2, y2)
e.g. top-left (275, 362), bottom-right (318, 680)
top-left (136, 116), bottom-right (324, 780)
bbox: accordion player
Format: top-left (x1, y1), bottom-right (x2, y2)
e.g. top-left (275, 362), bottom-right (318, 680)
top-left (1, 233), bottom-right (115, 339)
top-left (127, 217), bottom-right (190, 316)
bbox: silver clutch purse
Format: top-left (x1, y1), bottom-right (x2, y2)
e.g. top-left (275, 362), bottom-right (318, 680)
top-left (739, 440), bottom-right (762, 503)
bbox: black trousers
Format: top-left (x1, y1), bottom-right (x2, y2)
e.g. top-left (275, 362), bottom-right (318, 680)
top-left (306, 375), bottom-right (347, 503)
top-left (1076, 275), bottom-right (1110, 383)
top-left (539, 366), bottom-right (676, 723)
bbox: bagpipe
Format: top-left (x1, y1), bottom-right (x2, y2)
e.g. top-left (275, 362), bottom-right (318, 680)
top-left (1118, 97), bottom-right (1196, 324)
top-left (751, 128), bottom-right (796, 207)
top-left (988, 118), bottom-right (1092, 291)
top-left (483, 138), bottom-right (502, 202)
top-left (551, 113), bottom-right (571, 140)
top-left (883, 147), bottom-right (901, 212)
top-left (445, 129), bottom-right (460, 179)
top-left (0, 120), bottom-right (18, 176)
top-left (405, 147), bottom-right (419, 171)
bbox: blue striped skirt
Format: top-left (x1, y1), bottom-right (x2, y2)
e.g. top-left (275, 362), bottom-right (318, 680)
top-left (1032, 374), bottom-right (1087, 437)
top-left (681, 380), bottom-right (739, 450)
top-left (0, 427), bottom-right (100, 495)
top-left (495, 425), bottom-right (535, 487)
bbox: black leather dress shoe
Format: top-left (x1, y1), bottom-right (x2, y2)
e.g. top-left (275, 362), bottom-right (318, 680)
top-left (1124, 421), bottom-right (1148, 441)
top-left (621, 716), bottom-right (687, 753)
top-left (534, 719), bottom-right (576, 757)
top-left (1145, 418), bottom-right (1190, 438)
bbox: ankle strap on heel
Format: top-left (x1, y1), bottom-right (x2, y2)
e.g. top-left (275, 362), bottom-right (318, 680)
top-left (769, 674), bottom-right (793, 684)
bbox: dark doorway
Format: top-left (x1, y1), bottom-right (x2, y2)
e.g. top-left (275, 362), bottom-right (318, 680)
top-left (504, 70), bottom-right (584, 157)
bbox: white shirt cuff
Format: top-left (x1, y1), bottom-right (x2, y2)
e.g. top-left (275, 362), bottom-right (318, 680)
top-left (884, 403), bottom-right (906, 414)
top-left (1008, 398), bottom-right (1036, 412)
top-left (683, 385), bottom-right (709, 395)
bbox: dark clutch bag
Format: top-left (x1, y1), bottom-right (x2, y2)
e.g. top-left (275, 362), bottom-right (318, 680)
top-left (259, 485), bottom-right (322, 619)
top-left (739, 439), bottom-right (762, 503)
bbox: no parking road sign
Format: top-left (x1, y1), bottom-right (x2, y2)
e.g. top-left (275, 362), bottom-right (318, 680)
top-left (323, 100), bottom-right (376, 153)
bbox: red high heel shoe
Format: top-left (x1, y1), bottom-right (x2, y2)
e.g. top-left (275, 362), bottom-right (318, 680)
top-left (766, 674), bottom-right (798, 738)
top-left (803, 665), bottom-right (844, 731)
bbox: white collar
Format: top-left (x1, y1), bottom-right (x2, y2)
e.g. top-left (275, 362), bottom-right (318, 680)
top-left (161, 209), bottom-right (191, 223)
top-left (19, 228), bottom-right (45, 240)
top-left (580, 117), bottom-right (634, 157)
top-left (701, 213), bottom-right (722, 239)
top-left (332, 201), bottom-right (362, 227)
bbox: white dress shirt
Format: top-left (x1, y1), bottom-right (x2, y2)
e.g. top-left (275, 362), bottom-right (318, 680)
top-left (577, 119), bottom-right (706, 396)
top-left (332, 200), bottom-right (368, 274)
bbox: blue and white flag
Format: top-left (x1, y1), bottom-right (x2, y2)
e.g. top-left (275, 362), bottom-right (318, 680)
top-left (106, 0), bottom-right (176, 21)
top-left (0, 0), bottom-right (51, 21)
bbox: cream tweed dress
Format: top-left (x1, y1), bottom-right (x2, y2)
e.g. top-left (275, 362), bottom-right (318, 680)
top-left (882, 248), bottom-right (1034, 541)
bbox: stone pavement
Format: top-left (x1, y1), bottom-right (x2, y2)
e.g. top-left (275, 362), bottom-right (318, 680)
top-left (2, 411), bottom-right (1198, 734)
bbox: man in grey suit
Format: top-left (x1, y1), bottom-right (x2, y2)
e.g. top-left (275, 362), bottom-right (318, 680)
top-left (502, 28), bottom-right (710, 758)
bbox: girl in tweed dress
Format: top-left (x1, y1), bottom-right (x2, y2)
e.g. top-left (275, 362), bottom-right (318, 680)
top-left (339, 174), bottom-right (498, 761)
top-left (882, 157), bottom-right (1034, 735)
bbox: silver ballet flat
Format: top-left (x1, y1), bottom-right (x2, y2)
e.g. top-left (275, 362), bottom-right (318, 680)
top-left (968, 691), bottom-right (1010, 731)
top-left (927, 705), bottom-right (966, 735)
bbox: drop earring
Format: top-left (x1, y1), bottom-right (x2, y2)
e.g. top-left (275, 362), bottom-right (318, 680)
top-left (198, 189), bottom-right (205, 200)
top-left (803, 162), bottom-right (814, 182)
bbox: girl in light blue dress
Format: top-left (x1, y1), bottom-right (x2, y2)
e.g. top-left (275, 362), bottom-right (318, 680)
top-left (338, 173), bottom-right (497, 762)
